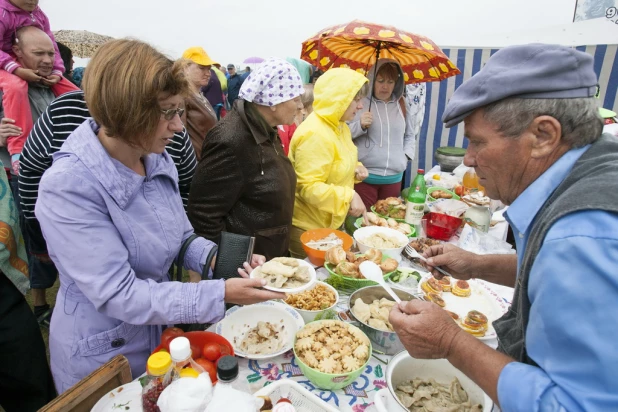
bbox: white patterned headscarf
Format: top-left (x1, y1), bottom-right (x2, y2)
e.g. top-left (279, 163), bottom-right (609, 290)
top-left (239, 57), bottom-right (304, 106)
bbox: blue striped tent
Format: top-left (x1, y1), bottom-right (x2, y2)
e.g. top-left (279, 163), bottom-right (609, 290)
top-left (406, 44), bottom-right (618, 184)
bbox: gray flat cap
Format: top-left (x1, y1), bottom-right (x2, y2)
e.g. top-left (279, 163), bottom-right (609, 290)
top-left (442, 43), bottom-right (598, 128)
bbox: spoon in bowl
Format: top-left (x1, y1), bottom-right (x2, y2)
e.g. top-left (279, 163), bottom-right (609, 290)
top-left (359, 261), bottom-right (401, 304)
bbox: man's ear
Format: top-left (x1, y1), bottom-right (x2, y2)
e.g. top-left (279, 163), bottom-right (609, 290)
top-left (12, 44), bottom-right (21, 58)
top-left (529, 115), bottom-right (563, 159)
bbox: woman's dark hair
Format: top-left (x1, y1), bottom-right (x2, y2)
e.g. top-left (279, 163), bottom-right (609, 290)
top-left (56, 41), bottom-right (73, 76)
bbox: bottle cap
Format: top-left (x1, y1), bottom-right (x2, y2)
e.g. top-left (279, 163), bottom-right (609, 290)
top-left (179, 367), bottom-right (199, 378)
top-left (169, 336), bottom-right (191, 362)
top-left (147, 351), bottom-right (172, 376)
top-left (216, 355), bottom-right (239, 381)
top-left (417, 169), bottom-right (425, 174)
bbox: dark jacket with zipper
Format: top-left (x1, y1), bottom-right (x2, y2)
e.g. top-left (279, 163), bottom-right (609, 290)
top-left (187, 99), bottom-right (296, 260)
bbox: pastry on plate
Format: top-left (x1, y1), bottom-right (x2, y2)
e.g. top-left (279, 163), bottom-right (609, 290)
top-left (460, 310), bottom-right (488, 337)
top-left (437, 276), bottom-right (452, 292)
top-left (421, 277), bottom-right (443, 295)
top-left (452, 280), bottom-right (471, 297)
top-left (426, 292), bottom-right (446, 307)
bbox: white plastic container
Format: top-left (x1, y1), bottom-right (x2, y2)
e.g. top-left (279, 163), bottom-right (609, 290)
top-left (253, 379), bottom-right (339, 412)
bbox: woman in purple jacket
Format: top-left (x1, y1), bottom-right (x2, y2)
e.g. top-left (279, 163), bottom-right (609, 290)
top-left (35, 39), bottom-right (285, 394)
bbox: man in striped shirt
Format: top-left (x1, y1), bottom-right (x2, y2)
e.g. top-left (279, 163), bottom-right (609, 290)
top-left (18, 90), bottom-right (197, 324)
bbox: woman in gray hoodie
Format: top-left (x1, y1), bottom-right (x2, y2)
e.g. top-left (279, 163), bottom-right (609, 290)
top-left (348, 59), bottom-right (416, 208)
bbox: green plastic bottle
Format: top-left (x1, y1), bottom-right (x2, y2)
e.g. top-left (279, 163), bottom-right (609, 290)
top-left (405, 169), bottom-right (426, 227)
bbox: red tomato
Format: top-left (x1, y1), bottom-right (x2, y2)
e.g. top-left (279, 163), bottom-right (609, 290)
top-left (219, 344), bottom-right (231, 357)
top-left (160, 327), bottom-right (184, 351)
top-left (195, 358), bottom-right (217, 382)
top-left (203, 342), bottom-right (222, 362)
top-left (190, 344), bottom-right (202, 359)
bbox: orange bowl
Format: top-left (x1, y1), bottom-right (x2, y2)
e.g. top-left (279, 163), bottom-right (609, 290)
top-left (152, 331), bottom-right (234, 383)
top-left (300, 228), bottom-right (353, 267)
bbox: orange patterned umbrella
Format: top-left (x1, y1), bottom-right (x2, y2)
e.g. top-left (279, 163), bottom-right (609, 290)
top-left (301, 20), bottom-right (460, 84)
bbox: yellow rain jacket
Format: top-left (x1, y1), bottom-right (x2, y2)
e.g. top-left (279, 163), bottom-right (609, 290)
top-left (213, 66), bottom-right (228, 91)
top-left (289, 68), bottom-right (368, 231)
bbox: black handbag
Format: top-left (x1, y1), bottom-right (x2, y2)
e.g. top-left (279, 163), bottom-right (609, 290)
top-left (173, 232), bottom-right (255, 331)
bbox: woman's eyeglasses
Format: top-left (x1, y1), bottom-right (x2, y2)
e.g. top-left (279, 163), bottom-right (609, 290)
top-left (160, 108), bottom-right (185, 121)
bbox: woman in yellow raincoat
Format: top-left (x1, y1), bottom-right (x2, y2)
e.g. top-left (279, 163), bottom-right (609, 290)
top-left (288, 68), bottom-right (369, 258)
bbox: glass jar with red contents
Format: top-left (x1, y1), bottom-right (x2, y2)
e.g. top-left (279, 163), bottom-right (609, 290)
top-left (141, 351), bottom-right (173, 412)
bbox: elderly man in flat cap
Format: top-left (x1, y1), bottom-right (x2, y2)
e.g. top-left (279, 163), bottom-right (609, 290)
top-left (390, 43), bottom-right (618, 411)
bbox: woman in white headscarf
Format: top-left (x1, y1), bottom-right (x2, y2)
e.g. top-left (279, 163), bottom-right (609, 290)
top-left (188, 58), bottom-right (304, 260)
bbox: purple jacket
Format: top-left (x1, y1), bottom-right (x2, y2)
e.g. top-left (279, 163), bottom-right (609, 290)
top-left (201, 69), bottom-right (224, 107)
top-left (36, 119), bottom-right (226, 393)
top-left (0, 0), bottom-right (64, 75)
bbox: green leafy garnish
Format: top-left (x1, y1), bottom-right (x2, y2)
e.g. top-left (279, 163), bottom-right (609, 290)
top-left (314, 309), bottom-right (338, 321)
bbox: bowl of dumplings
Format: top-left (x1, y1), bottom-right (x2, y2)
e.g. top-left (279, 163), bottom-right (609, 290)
top-left (349, 286), bottom-right (418, 355)
top-left (293, 320), bottom-right (372, 390)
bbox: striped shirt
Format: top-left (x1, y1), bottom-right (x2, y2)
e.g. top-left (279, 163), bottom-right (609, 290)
top-left (18, 91), bottom-right (197, 222)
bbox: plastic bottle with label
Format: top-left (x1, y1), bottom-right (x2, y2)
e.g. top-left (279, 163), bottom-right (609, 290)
top-left (405, 169), bottom-right (427, 230)
top-left (463, 205), bottom-right (492, 233)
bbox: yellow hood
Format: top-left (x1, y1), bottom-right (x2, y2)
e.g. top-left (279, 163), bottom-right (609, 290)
top-left (312, 68), bottom-right (368, 128)
top-left (289, 68), bottom-right (368, 232)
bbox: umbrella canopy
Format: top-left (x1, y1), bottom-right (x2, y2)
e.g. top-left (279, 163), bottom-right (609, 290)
top-left (53, 30), bottom-right (114, 58)
top-left (300, 20), bottom-right (460, 84)
top-left (243, 56), bottom-right (264, 64)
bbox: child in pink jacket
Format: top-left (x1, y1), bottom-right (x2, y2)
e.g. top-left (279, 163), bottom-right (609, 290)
top-left (0, 0), bottom-right (79, 171)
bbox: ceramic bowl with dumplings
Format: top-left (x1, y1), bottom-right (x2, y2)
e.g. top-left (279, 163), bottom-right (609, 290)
top-left (353, 226), bottom-right (409, 262)
top-left (348, 286), bottom-right (418, 355)
top-left (384, 350), bottom-right (493, 411)
top-left (293, 320), bottom-right (372, 390)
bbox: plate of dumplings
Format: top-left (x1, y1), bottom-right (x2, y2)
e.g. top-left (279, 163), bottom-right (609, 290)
top-left (250, 257), bottom-right (317, 293)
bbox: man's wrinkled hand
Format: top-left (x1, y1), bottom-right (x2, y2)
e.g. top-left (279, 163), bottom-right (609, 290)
top-left (389, 300), bottom-right (463, 359)
top-left (423, 243), bottom-right (477, 280)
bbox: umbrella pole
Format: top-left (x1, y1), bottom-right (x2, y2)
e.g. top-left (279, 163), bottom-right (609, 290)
top-left (368, 42), bottom-right (381, 112)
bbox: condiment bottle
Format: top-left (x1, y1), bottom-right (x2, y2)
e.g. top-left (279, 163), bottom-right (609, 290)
top-left (462, 168), bottom-right (485, 193)
top-left (216, 355), bottom-right (250, 394)
top-left (463, 205), bottom-right (492, 233)
top-left (141, 351), bottom-right (173, 412)
top-left (169, 336), bottom-right (205, 379)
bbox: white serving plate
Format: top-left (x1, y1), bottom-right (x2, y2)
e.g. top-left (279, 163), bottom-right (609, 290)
top-left (250, 258), bottom-right (317, 293)
top-left (418, 275), bottom-right (509, 340)
top-left (91, 381), bottom-right (142, 412)
top-left (215, 301), bottom-right (305, 360)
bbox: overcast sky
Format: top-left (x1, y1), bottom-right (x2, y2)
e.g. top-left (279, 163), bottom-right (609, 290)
top-left (41, 0), bottom-right (578, 66)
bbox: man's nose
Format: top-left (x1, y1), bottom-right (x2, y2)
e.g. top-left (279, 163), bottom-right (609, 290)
top-left (463, 150), bottom-right (475, 167)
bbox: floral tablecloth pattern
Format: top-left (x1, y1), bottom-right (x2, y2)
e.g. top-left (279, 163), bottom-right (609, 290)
top-left (222, 265), bottom-right (514, 411)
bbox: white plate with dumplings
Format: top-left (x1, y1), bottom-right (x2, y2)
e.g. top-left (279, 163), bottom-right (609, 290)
top-left (215, 301), bottom-right (305, 360)
top-left (250, 257), bottom-right (317, 293)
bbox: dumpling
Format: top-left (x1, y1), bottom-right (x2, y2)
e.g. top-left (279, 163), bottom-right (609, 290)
top-left (273, 257), bottom-right (299, 267)
top-left (260, 260), bottom-right (296, 277)
top-left (368, 318), bottom-right (390, 331)
top-left (352, 298), bottom-right (371, 323)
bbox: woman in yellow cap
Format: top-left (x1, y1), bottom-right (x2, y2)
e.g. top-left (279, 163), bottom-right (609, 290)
top-left (181, 46), bottom-right (218, 159)
top-left (288, 68), bottom-right (370, 258)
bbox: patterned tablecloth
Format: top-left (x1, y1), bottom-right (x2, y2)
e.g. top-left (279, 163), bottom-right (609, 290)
top-left (219, 264), bottom-right (515, 412)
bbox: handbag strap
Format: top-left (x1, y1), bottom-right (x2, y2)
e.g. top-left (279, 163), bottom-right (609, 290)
top-left (175, 234), bottom-right (218, 282)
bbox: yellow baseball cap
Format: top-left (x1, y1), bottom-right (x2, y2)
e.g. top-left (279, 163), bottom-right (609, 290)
top-left (182, 47), bottom-right (216, 66)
